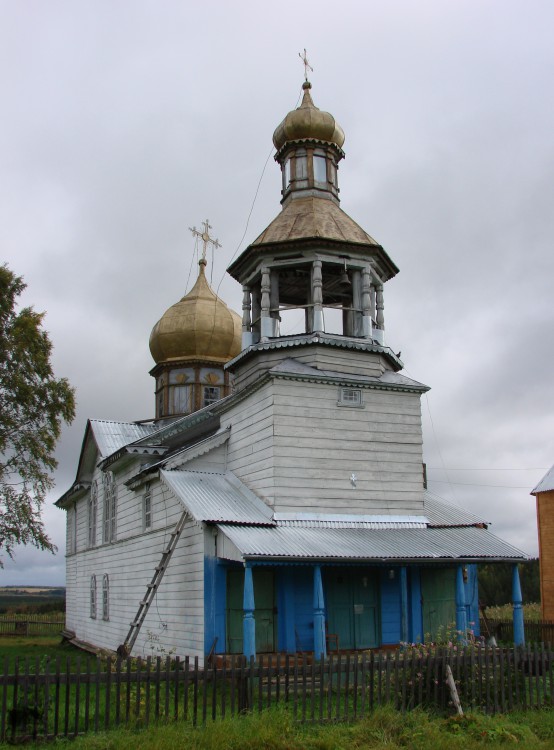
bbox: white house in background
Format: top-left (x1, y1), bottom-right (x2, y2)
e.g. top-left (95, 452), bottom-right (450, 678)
top-left (57, 78), bottom-right (526, 663)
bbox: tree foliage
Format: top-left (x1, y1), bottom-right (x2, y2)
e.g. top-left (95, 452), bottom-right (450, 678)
top-left (0, 265), bottom-right (75, 562)
top-left (478, 559), bottom-right (540, 606)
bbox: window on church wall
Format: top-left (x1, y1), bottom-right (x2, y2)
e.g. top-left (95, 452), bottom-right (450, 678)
top-left (203, 386), bottom-right (220, 407)
top-left (295, 152), bottom-right (308, 182)
top-left (169, 384), bottom-right (191, 414)
top-left (102, 472), bottom-right (117, 544)
top-left (102, 574), bottom-right (109, 621)
top-left (313, 155), bottom-right (327, 184)
top-left (143, 485), bottom-right (152, 530)
top-left (90, 575), bottom-right (97, 619)
top-left (158, 395), bottom-right (164, 417)
top-left (69, 505), bottom-right (77, 554)
top-left (88, 480), bottom-right (97, 547)
top-left (283, 158), bottom-right (291, 190)
top-left (337, 387), bottom-right (364, 408)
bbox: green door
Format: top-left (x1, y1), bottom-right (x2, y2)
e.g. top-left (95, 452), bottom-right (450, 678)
top-left (226, 569), bottom-right (276, 654)
top-left (326, 569), bottom-right (379, 649)
top-left (421, 568), bottom-right (456, 642)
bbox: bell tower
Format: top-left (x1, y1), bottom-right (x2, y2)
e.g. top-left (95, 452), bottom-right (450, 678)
top-left (226, 79), bottom-right (401, 389)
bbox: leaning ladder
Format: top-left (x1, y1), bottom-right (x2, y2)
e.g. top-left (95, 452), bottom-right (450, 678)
top-left (120, 510), bottom-right (188, 654)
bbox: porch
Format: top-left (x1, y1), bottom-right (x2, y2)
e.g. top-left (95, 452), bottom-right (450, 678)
top-left (203, 560), bottom-right (523, 661)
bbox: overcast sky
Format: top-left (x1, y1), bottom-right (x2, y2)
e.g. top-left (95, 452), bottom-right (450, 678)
top-left (1, 0), bottom-right (553, 590)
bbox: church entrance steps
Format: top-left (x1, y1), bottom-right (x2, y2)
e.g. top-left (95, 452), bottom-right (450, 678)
top-left (119, 510), bottom-right (189, 655)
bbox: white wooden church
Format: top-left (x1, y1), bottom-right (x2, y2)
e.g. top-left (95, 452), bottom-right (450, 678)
top-left (57, 77), bottom-right (526, 661)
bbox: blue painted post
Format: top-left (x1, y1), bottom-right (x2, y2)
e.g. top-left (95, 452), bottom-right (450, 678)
top-left (512, 564), bottom-right (525, 647)
top-left (455, 565), bottom-right (468, 643)
top-left (400, 567), bottom-right (409, 644)
top-left (313, 565), bottom-right (327, 660)
top-left (243, 564), bottom-right (256, 660)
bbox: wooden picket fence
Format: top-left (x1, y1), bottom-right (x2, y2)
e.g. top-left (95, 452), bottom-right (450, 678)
top-left (1, 645), bottom-right (553, 742)
top-left (0, 615), bottom-right (65, 637)
top-left (481, 619), bottom-right (554, 645)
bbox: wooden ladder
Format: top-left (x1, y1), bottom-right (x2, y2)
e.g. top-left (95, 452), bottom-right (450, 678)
top-left (119, 510), bottom-right (188, 655)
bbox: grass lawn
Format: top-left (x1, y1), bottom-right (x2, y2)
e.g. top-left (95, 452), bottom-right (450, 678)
top-left (0, 636), bottom-right (83, 671)
top-left (0, 704), bottom-right (544, 750)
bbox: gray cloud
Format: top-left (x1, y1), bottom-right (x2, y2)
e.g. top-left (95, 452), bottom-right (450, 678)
top-left (1, 0), bottom-right (552, 580)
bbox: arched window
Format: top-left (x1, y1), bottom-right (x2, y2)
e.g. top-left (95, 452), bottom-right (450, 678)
top-left (102, 574), bottom-right (109, 621)
top-left (90, 575), bottom-right (97, 619)
top-left (143, 485), bottom-right (152, 530)
top-left (102, 472), bottom-right (117, 543)
top-left (88, 480), bottom-right (97, 547)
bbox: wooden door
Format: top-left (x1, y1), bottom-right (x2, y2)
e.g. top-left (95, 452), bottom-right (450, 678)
top-left (326, 569), bottom-right (379, 649)
top-left (421, 568), bottom-right (456, 642)
top-left (226, 568), bottom-right (276, 654)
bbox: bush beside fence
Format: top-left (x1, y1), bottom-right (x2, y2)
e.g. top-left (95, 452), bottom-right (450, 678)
top-left (480, 619), bottom-right (554, 645)
top-left (1, 645), bottom-right (554, 743)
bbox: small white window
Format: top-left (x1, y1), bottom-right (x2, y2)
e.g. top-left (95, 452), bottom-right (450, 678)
top-left (90, 575), bottom-right (97, 619)
top-left (338, 388), bottom-right (364, 407)
top-left (143, 485), bottom-right (152, 530)
top-left (102, 574), bottom-right (109, 621)
top-left (69, 504), bottom-right (77, 554)
top-left (283, 158), bottom-right (291, 189)
top-left (102, 472), bottom-right (117, 543)
top-left (314, 155), bottom-right (327, 184)
top-left (295, 155), bottom-right (307, 180)
top-left (203, 386), bottom-right (220, 407)
top-left (88, 480), bottom-right (97, 547)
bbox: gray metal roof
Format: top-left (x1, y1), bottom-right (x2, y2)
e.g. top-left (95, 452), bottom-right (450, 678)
top-left (273, 512), bottom-right (428, 529)
top-left (423, 492), bottom-right (489, 527)
top-left (267, 358), bottom-right (428, 392)
top-left (89, 419), bottom-right (157, 458)
top-left (217, 524), bottom-right (526, 562)
top-left (160, 470), bottom-right (274, 525)
top-left (532, 464), bottom-right (554, 494)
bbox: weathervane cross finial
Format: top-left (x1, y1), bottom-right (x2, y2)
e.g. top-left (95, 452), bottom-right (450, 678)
top-left (298, 48), bottom-right (313, 82)
top-left (189, 219), bottom-right (222, 263)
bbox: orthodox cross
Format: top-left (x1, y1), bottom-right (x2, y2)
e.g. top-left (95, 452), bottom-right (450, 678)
top-left (189, 219), bottom-right (222, 262)
top-left (298, 49), bottom-right (313, 82)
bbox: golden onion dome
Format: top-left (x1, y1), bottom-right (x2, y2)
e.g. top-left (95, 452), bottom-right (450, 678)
top-left (273, 81), bottom-right (345, 152)
top-left (149, 259), bottom-right (242, 365)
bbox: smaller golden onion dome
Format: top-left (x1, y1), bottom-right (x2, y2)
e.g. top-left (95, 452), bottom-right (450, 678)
top-left (273, 81), bottom-right (345, 152)
top-left (149, 259), bottom-right (241, 365)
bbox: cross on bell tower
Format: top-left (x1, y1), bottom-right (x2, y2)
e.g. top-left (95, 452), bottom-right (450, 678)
top-left (189, 219), bottom-right (222, 266)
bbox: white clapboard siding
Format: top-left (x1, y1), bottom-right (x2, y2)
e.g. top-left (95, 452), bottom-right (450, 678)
top-left (65, 511), bottom-right (205, 662)
top-left (233, 346), bottom-right (390, 391)
top-left (223, 382), bottom-right (276, 503)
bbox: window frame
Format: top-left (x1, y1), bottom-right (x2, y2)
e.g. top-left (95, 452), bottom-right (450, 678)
top-left (143, 485), bottom-right (152, 530)
top-left (102, 472), bottom-right (117, 544)
top-left (90, 575), bottom-right (97, 619)
top-left (88, 480), bottom-right (97, 547)
top-left (203, 385), bottom-right (220, 407)
top-left (337, 387), bottom-right (364, 408)
top-left (102, 574), bottom-right (109, 621)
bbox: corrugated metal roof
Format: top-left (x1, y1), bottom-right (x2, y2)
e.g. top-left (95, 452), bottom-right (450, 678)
top-left (160, 470), bottom-right (274, 525)
top-left (423, 491), bottom-right (489, 527)
top-left (273, 512), bottom-right (427, 529)
top-left (90, 419), bottom-right (157, 458)
top-left (532, 464), bottom-right (554, 494)
top-left (217, 524), bottom-right (526, 562)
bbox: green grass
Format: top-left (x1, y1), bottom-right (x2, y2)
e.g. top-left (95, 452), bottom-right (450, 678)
top-left (0, 636), bottom-right (82, 670)
top-left (484, 603), bottom-right (542, 622)
top-left (0, 704), bottom-right (547, 750)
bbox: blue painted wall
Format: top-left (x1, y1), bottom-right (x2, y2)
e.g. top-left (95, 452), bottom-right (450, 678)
top-left (204, 556), bottom-right (227, 654)
top-left (409, 568), bottom-right (423, 644)
top-left (380, 570), bottom-right (401, 644)
top-left (294, 568), bottom-right (314, 651)
top-left (465, 564), bottom-right (480, 637)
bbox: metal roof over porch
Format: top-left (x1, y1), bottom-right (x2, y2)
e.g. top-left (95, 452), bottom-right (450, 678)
top-left (217, 523), bottom-right (526, 562)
